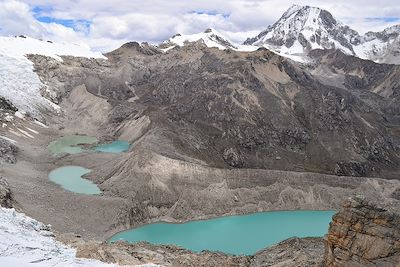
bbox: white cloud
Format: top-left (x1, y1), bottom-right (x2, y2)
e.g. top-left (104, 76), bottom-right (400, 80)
top-left (0, 0), bottom-right (46, 38)
top-left (1, 0), bottom-right (400, 52)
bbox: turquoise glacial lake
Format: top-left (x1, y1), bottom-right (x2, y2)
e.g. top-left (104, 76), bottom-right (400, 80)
top-left (95, 140), bottom-right (130, 153)
top-left (48, 135), bottom-right (97, 155)
top-left (48, 166), bottom-right (101, 195)
top-left (48, 135), bottom-right (130, 155)
top-left (110, 210), bottom-right (335, 255)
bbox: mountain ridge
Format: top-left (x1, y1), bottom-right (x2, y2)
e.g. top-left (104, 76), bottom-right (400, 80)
top-left (157, 5), bottom-right (400, 65)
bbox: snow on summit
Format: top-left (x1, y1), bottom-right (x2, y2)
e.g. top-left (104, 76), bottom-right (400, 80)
top-left (160, 28), bottom-right (241, 51)
top-left (244, 5), bottom-right (400, 64)
top-left (0, 35), bottom-right (105, 119)
top-left (244, 5), bottom-right (358, 56)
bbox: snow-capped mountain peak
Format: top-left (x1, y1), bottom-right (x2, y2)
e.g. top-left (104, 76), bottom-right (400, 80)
top-left (243, 5), bottom-right (400, 64)
top-left (159, 28), bottom-right (238, 51)
top-left (244, 5), bottom-right (359, 56)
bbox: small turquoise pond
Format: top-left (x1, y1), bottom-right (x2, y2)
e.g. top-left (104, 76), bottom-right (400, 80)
top-left (95, 140), bottom-right (130, 153)
top-left (48, 135), bottom-right (130, 155)
top-left (48, 135), bottom-right (97, 155)
top-left (110, 210), bottom-right (335, 255)
top-left (48, 166), bottom-right (101, 195)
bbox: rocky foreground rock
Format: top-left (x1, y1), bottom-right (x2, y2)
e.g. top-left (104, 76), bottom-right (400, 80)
top-left (324, 197), bottom-right (400, 266)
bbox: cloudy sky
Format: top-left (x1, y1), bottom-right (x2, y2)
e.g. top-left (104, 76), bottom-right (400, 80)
top-left (1, 0), bottom-right (399, 52)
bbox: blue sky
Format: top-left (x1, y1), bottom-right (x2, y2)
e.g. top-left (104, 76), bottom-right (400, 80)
top-left (1, 0), bottom-right (400, 51)
top-left (366, 17), bottom-right (400, 23)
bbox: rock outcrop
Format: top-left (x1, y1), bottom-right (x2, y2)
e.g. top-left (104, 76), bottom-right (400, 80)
top-left (0, 138), bottom-right (17, 164)
top-left (324, 197), bottom-right (400, 266)
top-left (59, 236), bottom-right (250, 267)
top-left (250, 237), bottom-right (324, 267)
top-left (0, 177), bottom-right (14, 208)
top-left (60, 235), bottom-right (325, 267)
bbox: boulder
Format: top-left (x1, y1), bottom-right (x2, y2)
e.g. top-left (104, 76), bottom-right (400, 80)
top-left (0, 177), bottom-right (13, 208)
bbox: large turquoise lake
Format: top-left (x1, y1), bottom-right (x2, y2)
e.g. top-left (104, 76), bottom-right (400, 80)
top-left (110, 210), bottom-right (335, 255)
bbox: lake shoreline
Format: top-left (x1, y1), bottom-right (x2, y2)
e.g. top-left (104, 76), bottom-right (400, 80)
top-left (108, 210), bottom-right (336, 255)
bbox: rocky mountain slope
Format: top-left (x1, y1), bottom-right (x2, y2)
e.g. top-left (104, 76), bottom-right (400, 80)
top-left (38, 41), bottom-right (400, 179)
top-left (243, 5), bottom-right (400, 65)
top-left (0, 41), bottom-right (391, 240)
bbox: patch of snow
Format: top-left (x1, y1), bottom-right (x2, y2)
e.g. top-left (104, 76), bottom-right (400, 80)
top-left (280, 40), bottom-right (304, 54)
top-left (4, 114), bottom-right (13, 122)
top-left (160, 45), bottom-right (176, 52)
top-left (25, 127), bottom-right (39, 134)
top-left (17, 128), bottom-right (34, 139)
top-left (0, 207), bottom-right (160, 267)
top-left (0, 136), bottom-right (17, 144)
top-left (236, 45), bottom-right (259, 52)
top-left (34, 120), bottom-right (49, 128)
top-left (15, 111), bottom-right (25, 119)
top-left (9, 130), bottom-right (22, 137)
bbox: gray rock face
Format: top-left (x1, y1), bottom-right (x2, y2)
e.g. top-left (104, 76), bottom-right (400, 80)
top-left (0, 138), bottom-right (17, 164)
top-left (223, 147), bottom-right (243, 168)
top-left (0, 177), bottom-right (13, 208)
top-left (324, 197), bottom-right (400, 266)
top-left (0, 97), bottom-right (18, 112)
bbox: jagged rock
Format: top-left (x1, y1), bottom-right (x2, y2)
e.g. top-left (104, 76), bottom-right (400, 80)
top-left (223, 147), bottom-right (243, 167)
top-left (334, 161), bottom-right (374, 177)
top-left (0, 97), bottom-right (18, 112)
top-left (324, 197), bottom-right (400, 266)
top-left (250, 237), bottom-right (324, 266)
top-left (0, 138), bottom-right (18, 164)
top-left (0, 177), bottom-right (13, 208)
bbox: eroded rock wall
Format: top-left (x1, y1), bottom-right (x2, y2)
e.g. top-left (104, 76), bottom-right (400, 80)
top-left (324, 197), bottom-right (400, 266)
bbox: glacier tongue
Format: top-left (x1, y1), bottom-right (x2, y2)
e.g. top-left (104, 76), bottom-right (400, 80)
top-left (0, 36), bottom-right (105, 119)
